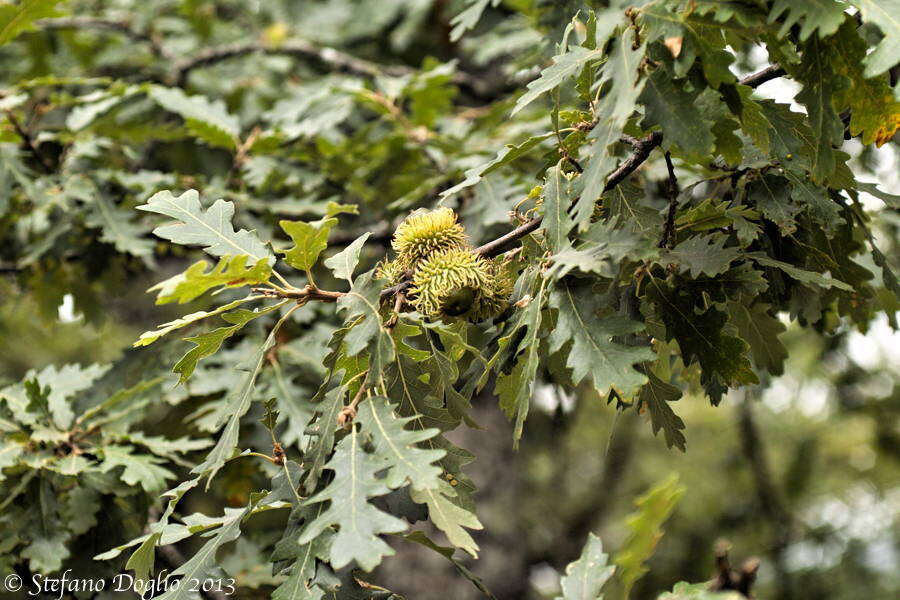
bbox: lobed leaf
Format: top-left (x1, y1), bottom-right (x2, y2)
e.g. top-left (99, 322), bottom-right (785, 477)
top-left (138, 189), bottom-right (272, 261)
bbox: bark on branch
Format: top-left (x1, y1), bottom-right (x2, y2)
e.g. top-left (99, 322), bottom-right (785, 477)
top-left (171, 40), bottom-right (412, 86)
top-left (37, 16), bottom-right (172, 60)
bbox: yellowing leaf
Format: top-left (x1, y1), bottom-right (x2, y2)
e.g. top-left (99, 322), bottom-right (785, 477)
top-left (151, 255), bottom-right (272, 304)
top-left (280, 217), bottom-right (337, 272)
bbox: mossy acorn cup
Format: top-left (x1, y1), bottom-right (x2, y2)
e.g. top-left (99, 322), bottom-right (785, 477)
top-left (381, 207), bottom-right (512, 321)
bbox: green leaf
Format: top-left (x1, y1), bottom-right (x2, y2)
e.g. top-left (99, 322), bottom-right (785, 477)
top-left (579, 27), bottom-right (646, 216)
top-left (358, 397), bottom-right (445, 491)
top-left (758, 101), bottom-right (819, 173)
top-left (548, 280), bottom-right (654, 399)
top-left (495, 275), bottom-right (547, 443)
top-left (549, 221), bottom-right (657, 280)
top-left (792, 36), bottom-right (848, 184)
top-left (67, 94), bottom-right (128, 131)
top-left (149, 86), bottom-right (241, 149)
top-left (657, 581), bottom-right (744, 600)
top-left (191, 310), bottom-right (289, 484)
top-left (850, 0), bottom-right (900, 76)
top-left (133, 296), bottom-right (259, 347)
top-left (402, 530), bottom-right (495, 596)
top-left (871, 241), bottom-right (900, 300)
top-left (259, 398), bottom-right (279, 436)
top-left (138, 189), bottom-right (272, 261)
top-left (303, 375), bottom-right (352, 494)
top-left (271, 509), bottom-right (331, 600)
top-left (280, 217), bottom-right (338, 273)
top-left (638, 370), bottom-right (686, 452)
top-left (155, 496), bottom-right (262, 600)
top-left (99, 445), bottom-right (175, 493)
top-left (665, 234), bottom-right (741, 278)
top-left (383, 353), bottom-right (477, 507)
top-left (121, 432), bottom-right (213, 459)
top-left (151, 255), bottom-right (273, 304)
top-left (22, 533), bottom-right (70, 573)
top-left (557, 533), bottom-right (616, 600)
top-left (440, 132), bottom-right (557, 199)
top-left (647, 280), bottom-right (758, 402)
top-left (768, 0), bottom-right (848, 41)
top-left (324, 232), bottom-right (371, 283)
top-left (336, 270), bottom-right (394, 375)
top-left (856, 182), bottom-right (900, 209)
top-left (409, 480), bottom-right (483, 558)
top-left (541, 163), bottom-right (576, 253)
top-left (84, 193), bottom-right (155, 258)
top-left (0, 0), bottom-right (65, 46)
top-left (513, 46), bottom-right (601, 115)
top-left (33, 363), bottom-right (111, 429)
top-left (0, 439), bottom-right (25, 480)
top-left (613, 475), bottom-right (685, 599)
top-left (449, 0), bottom-right (498, 42)
top-left (173, 303), bottom-right (285, 382)
top-left (63, 486), bottom-right (100, 535)
top-left (108, 480), bottom-right (197, 565)
top-left (299, 427), bottom-right (408, 571)
top-left (675, 198), bottom-right (759, 236)
top-left (125, 532), bottom-right (161, 591)
top-left (639, 69), bottom-right (715, 162)
top-left (747, 174), bottom-right (800, 235)
top-left (747, 252), bottom-right (853, 290)
top-left (727, 301), bottom-right (788, 375)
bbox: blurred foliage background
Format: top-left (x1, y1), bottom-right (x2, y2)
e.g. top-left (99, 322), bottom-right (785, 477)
top-left (0, 1), bottom-right (898, 599)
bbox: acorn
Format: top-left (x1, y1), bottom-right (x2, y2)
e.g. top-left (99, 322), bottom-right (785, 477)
top-left (479, 258), bottom-right (514, 318)
top-left (410, 248), bottom-right (509, 321)
top-left (392, 207), bottom-right (468, 270)
top-left (375, 257), bottom-right (405, 284)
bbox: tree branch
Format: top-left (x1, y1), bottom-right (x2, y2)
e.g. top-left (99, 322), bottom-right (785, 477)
top-left (172, 40), bottom-right (412, 86)
top-left (473, 131), bottom-right (664, 259)
top-left (253, 283), bottom-right (344, 303)
top-left (710, 543), bottom-right (760, 598)
top-left (736, 396), bottom-right (795, 600)
top-left (4, 110), bottom-right (52, 173)
top-left (738, 64), bottom-right (784, 87)
top-left (470, 64), bottom-right (782, 260)
top-left (37, 16), bottom-right (172, 60)
top-left (244, 64), bottom-right (786, 304)
top-left (35, 17), bottom-right (423, 89)
top-left (658, 151), bottom-right (679, 249)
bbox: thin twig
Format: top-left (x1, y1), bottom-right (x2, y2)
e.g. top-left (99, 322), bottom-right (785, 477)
top-left (658, 151), bottom-right (679, 249)
top-left (4, 110), bottom-right (52, 173)
top-left (738, 64), bottom-right (784, 87)
top-left (474, 131), bottom-right (664, 259)
top-left (253, 283), bottom-right (344, 303)
top-left (337, 370), bottom-right (370, 427)
top-left (172, 40), bottom-right (410, 86)
top-left (385, 291), bottom-right (406, 329)
top-left (710, 543), bottom-right (760, 598)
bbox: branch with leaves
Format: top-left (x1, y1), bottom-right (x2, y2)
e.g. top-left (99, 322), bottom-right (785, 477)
top-left (2, 0), bottom-right (899, 598)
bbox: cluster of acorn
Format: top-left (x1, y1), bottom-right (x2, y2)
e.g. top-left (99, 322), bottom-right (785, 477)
top-left (378, 207), bottom-right (511, 321)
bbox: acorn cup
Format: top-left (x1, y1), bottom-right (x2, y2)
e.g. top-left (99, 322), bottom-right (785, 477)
top-left (391, 206), bottom-right (468, 271)
top-left (385, 208), bottom-right (512, 322)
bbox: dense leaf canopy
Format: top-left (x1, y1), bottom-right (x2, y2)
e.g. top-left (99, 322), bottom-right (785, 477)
top-left (0, 1), bottom-right (898, 599)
